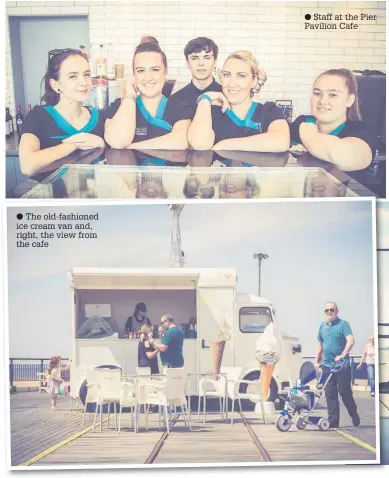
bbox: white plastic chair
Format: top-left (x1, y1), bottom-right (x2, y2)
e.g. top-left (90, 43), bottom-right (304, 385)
top-left (136, 366), bottom-right (151, 376)
top-left (118, 378), bottom-right (138, 433)
top-left (94, 368), bottom-right (122, 431)
top-left (81, 369), bottom-right (101, 431)
top-left (221, 366), bottom-right (267, 425)
top-left (139, 368), bottom-right (191, 433)
top-left (37, 372), bottom-right (48, 393)
top-left (197, 373), bottom-right (228, 423)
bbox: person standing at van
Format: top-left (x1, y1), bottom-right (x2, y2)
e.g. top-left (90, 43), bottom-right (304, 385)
top-left (138, 324), bottom-right (159, 374)
top-left (315, 302), bottom-right (360, 428)
top-left (149, 314), bottom-right (184, 368)
top-left (169, 37), bottom-right (222, 112)
top-left (357, 335), bottom-right (375, 397)
top-left (123, 302), bottom-right (151, 338)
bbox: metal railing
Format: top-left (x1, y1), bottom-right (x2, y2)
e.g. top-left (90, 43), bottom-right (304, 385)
top-left (9, 355), bottom-right (367, 388)
top-left (9, 358), bottom-right (70, 391)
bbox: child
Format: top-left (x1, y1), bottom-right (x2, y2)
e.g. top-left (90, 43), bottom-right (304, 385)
top-left (47, 355), bottom-right (71, 410)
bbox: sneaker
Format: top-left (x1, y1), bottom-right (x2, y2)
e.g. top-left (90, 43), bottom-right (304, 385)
top-left (352, 414), bottom-right (360, 427)
top-left (371, 392), bottom-right (375, 397)
top-left (328, 422), bottom-right (339, 429)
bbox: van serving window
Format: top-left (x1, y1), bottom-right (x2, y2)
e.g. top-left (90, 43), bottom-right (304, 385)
top-left (239, 307), bottom-right (272, 333)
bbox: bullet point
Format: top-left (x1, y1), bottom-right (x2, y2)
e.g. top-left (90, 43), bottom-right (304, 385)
top-left (17, 213), bottom-right (23, 220)
top-left (305, 14), bottom-right (311, 20)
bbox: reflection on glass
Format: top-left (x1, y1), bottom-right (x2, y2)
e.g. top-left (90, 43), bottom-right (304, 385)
top-left (136, 172), bottom-right (168, 199)
top-left (23, 164), bottom-right (366, 199)
top-left (219, 172), bottom-right (260, 199)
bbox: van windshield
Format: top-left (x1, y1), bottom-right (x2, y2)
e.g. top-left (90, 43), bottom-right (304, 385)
top-left (239, 307), bottom-right (272, 333)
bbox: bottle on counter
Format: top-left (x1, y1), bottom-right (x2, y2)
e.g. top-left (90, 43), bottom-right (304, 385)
top-left (88, 43), bottom-right (96, 77)
top-left (16, 104), bottom-right (24, 136)
top-left (95, 44), bottom-right (107, 79)
top-left (6, 107), bottom-right (14, 138)
top-left (106, 43), bottom-right (115, 80)
top-left (122, 329), bottom-right (129, 339)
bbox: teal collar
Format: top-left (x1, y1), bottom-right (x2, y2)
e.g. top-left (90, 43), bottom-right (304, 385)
top-left (225, 102), bottom-right (261, 131)
top-left (306, 117), bottom-right (346, 136)
top-left (136, 95), bottom-right (172, 132)
top-left (45, 106), bottom-right (99, 139)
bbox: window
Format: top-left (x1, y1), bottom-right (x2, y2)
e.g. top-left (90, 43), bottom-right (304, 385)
top-left (239, 307), bottom-right (272, 333)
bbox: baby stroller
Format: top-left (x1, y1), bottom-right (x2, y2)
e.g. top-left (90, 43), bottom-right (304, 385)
top-left (276, 359), bottom-right (346, 432)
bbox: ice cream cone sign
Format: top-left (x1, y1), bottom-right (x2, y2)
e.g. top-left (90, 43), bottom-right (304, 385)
top-left (209, 312), bottom-right (232, 377)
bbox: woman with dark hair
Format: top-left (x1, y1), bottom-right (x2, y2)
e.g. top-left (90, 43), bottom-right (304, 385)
top-left (105, 40), bottom-right (193, 149)
top-left (289, 69), bottom-right (377, 171)
top-left (19, 48), bottom-right (105, 177)
top-left (123, 302), bottom-right (152, 338)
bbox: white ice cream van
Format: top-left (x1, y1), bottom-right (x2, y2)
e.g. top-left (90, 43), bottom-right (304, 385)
top-left (69, 267), bottom-right (303, 404)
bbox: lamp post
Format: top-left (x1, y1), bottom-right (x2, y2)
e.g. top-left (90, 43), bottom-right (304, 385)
top-left (253, 253), bottom-right (269, 297)
top-left (168, 204), bottom-right (185, 268)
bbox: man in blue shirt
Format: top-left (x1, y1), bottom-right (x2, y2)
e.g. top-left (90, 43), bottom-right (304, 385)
top-left (315, 302), bottom-right (360, 429)
top-left (149, 314), bottom-right (184, 368)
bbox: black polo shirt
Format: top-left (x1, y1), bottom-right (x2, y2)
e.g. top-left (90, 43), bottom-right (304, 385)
top-left (290, 115), bottom-right (377, 158)
top-left (170, 78), bottom-right (223, 113)
top-left (105, 95), bottom-right (193, 143)
top-left (22, 105), bottom-right (106, 149)
top-left (211, 101), bottom-right (284, 144)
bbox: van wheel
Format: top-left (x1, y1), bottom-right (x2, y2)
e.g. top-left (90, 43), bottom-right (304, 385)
top-left (240, 371), bottom-right (278, 404)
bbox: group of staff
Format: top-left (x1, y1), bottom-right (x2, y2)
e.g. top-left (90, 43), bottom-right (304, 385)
top-left (19, 36), bottom-right (377, 177)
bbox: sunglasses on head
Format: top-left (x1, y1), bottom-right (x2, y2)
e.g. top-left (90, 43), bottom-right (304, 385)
top-left (48, 48), bottom-right (82, 63)
top-left (324, 308), bottom-right (335, 313)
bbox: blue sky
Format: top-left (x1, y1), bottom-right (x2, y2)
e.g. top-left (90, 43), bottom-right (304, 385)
top-left (7, 200), bottom-right (377, 359)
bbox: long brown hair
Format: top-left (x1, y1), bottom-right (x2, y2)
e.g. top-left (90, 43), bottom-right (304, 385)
top-left (315, 69), bottom-right (361, 121)
top-left (47, 355), bottom-right (60, 375)
top-left (41, 49), bottom-right (88, 106)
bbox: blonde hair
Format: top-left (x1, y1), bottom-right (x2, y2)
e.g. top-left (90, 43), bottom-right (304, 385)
top-left (140, 324), bottom-right (151, 334)
top-left (225, 50), bottom-right (267, 96)
top-left (161, 314), bottom-right (173, 324)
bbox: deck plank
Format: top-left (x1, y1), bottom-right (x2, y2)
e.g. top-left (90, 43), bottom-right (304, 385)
top-left (10, 390), bottom-right (377, 467)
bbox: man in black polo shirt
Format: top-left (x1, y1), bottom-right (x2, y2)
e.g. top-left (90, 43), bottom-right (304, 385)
top-left (170, 37), bottom-right (222, 111)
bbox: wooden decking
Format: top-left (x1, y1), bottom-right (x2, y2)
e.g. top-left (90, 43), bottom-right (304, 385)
top-left (9, 391), bottom-right (378, 467)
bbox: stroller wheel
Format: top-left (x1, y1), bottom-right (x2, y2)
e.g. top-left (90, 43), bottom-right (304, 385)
top-left (296, 417), bottom-right (307, 430)
top-left (318, 418), bottom-right (330, 431)
top-left (276, 415), bottom-right (292, 432)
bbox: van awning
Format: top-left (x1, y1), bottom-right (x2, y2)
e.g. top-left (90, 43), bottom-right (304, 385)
top-left (69, 268), bottom-right (200, 290)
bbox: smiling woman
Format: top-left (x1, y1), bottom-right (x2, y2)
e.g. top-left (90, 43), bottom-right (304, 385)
top-left (289, 69), bottom-right (377, 172)
top-left (187, 50), bottom-right (290, 152)
top-left (104, 39), bottom-right (193, 150)
top-left (19, 49), bottom-right (106, 178)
